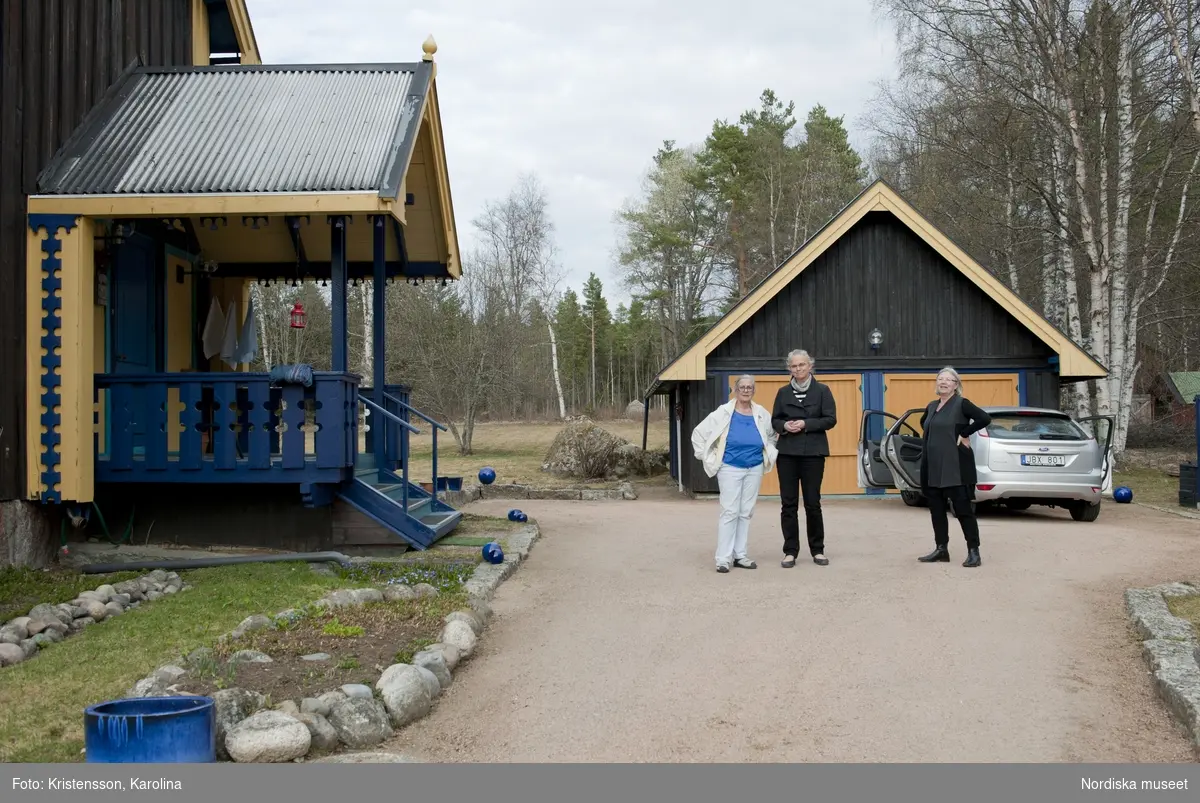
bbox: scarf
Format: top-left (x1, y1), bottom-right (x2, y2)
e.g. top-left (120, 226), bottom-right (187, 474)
top-left (790, 375), bottom-right (813, 393)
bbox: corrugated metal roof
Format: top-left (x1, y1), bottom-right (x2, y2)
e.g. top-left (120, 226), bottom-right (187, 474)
top-left (1170, 372), bottom-right (1200, 402)
top-left (37, 64), bottom-right (431, 196)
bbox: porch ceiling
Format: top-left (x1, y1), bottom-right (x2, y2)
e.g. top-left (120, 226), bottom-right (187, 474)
top-left (28, 58), bottom-right (460, 279)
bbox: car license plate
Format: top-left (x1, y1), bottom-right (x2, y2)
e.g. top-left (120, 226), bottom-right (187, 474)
top-left (1021, 454), bottom-right (1065, 467)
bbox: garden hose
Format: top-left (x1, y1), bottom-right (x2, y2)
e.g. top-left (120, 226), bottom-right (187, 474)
top-left (59, 501), bottom-right (137, 550)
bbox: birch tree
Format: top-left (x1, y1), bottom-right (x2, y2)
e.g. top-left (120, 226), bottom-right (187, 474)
top-left (615, 142), bottom-right (728, 358)
top-left (871, 0), bottom-right (1200, 452)
top-left (472, 173), bottom-right (566, 418)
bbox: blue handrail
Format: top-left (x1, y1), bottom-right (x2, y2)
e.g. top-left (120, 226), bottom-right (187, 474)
top-left (358, 396), bottom-right (421, 435)
top-left (381, 392), bottom-right (447, 431)
top-left (358, 395), bottom-right (422, 511)
top-left (381, 392), bottom-right (446, 498)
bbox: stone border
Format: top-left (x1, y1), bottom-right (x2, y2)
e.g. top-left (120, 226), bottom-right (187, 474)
top-left (116, 523), bottom-right (541, 763)
top-left (0, 570), bottom-right (191, 668)
top-left (442, 481), bottom-right (636, 506)
top-left (1124, 581), bottom-right (1200, 749)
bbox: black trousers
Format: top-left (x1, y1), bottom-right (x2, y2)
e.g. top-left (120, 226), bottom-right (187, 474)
top-left (926, 485), bottom-right (980, 549)
top-left (777, 454), bottom-right (825, 557)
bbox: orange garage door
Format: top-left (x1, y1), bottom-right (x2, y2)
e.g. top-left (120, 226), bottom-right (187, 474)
top-left (730, 374), bottom-right (863, 495)
top-left (883, 373), bottom-right (1020, 430)
top-left (878, 373), bottom-right (1020, 494)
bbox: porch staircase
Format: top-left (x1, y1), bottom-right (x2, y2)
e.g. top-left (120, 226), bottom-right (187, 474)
top-left (330, 392), bottom-right (462, 550)
top-left (335, 453), bottom-right (462, 550)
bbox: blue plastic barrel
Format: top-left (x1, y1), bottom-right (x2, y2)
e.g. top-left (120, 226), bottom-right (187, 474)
top-left (84, 696), bottom-right (216, 763)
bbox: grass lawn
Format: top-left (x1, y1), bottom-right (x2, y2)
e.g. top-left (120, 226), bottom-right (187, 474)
top-left (1111, 466), bottom-right (1181, 508)
top-left (0, 543), bottom-right (489, 763)
top-left (404, 419), bottom-right (673, 488)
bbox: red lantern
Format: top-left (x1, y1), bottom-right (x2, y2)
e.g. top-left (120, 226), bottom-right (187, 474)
top-left (289, 302), bottom-right (306, 329)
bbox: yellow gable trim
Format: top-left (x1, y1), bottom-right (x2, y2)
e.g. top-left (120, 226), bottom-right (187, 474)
top-left (26, 192), bottom-right (396, 218)
top-left (422, 80), bottom-right (462, 279)
top-left (655, 182), bottom-right (1107, 383)
top-left (227, 0), bottom-right (262, 65)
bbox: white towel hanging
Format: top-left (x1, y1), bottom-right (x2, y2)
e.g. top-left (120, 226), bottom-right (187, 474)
top-left (220, 301), bottom-right (241, 369)
top-left (201, 298), bottom-right (226, 360)
top-left (233, 297), bottom-right (258, 365)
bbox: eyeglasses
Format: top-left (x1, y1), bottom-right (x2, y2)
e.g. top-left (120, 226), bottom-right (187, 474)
top-left (736, 386), bottom-right (754, 392)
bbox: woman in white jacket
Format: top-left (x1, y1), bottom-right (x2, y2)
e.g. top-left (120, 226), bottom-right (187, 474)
top-left (690, 375), bottom-right (779, 573)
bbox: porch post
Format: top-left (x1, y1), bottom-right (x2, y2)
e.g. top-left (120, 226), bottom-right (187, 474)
top-left (372, 215), bottom-right (387, 467)
top-left (330, 215), bottom-right (348, 373)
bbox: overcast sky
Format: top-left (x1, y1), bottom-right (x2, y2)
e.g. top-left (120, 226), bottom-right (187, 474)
top-left (245, 1), bottom-right (899, 306)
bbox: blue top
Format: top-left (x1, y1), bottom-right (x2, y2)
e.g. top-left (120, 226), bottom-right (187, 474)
top-left (722, 411), bottom-right (764, 468)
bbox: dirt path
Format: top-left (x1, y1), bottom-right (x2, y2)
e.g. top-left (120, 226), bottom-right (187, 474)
top-left (382, 492), bottom-right (1200, 762)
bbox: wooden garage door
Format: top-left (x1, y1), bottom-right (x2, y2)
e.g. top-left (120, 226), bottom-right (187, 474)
top-left (730, 374), bottom-right (863, 495)
top-left (880, 373), bottom-right (1019, 494)
top-left (883, 373), bottom-right (1020, 434)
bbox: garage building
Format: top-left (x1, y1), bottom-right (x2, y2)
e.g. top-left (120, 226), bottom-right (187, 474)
top-left (644, 180), bottom-right (1108, 497)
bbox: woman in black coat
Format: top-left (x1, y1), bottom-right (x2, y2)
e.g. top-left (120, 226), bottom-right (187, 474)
top-left (915, 367), bottom-right (992, 568)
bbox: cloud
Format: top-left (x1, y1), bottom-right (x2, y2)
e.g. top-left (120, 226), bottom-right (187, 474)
top-left (244, 0), bottom-right (897, 303)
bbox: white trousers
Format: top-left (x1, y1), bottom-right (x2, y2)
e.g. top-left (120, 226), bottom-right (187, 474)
top-left (715, 462), bottom-right (764, 566)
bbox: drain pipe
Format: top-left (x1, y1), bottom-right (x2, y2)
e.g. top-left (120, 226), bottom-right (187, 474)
top-left (80, 551), bottom-right (353, 575)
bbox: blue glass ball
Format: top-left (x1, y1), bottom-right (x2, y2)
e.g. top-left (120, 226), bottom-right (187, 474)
top-left (478, 467), bottom-right (496, 485)
top-left (516, 512), bottom-right (528, 522)
top-left (482, 541), bottom-right (504, 564)
top-left (507, 509), bottom-right (522, 522)
top-left (1113, 486), bottom-right (1133, 504)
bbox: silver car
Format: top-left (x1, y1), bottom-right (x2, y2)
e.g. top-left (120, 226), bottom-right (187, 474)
top-left (858, 405), bottom-right (1115, 521)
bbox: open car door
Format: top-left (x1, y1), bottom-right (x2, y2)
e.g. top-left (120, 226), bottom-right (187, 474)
top-left (880, 408), bottom-right (925, 493)
top-left (858, 410), bottom-right (903, 489)
top-left (1076, 414), bottom-right (1116, 492)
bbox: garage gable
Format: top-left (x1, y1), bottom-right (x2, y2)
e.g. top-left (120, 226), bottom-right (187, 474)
top-left (651, 181), bottom-right (1107, 387)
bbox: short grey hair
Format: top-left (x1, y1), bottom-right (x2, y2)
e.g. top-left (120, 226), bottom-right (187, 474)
top-left (786, 349), bottom-right (814, 368)
top-left (937, 366), bottom-right (963, 396)
top-left (734, 374), bottom-right (756, 390)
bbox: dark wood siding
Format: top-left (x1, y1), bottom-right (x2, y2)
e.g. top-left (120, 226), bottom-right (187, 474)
top-left (94, 484), bottom-right (332, 552)
top-left (708, 212), bottom-right (1055, 372)
top-left (1025, 371), bottom-right (1061, 409)
top-left (674, 378), bottom-right (725, 496)
top-left (0, 0), bottom-right (192, 500)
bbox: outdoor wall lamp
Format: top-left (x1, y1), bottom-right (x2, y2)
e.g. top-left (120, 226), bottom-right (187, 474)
top-left (176, 259), bottom-right (218, 284)
top-left (869, 328), bottom-right (883, 350)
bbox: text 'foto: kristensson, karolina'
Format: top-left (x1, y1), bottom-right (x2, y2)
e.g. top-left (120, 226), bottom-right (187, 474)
top-left (13, 777), bottom-right (182, 791)
top-left (1082, 777), bottom-right (1189, 791)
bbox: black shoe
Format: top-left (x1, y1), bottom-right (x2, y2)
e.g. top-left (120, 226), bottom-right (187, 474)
top-left (963, 548), bottom-right (981, 568)
top-left (733, 558), bottom-right (757, 569)
top-left (716, 565), bottom-right (730, 573)
top-left (918, 546), bottom-right (950, 563)
top-left (812, 555), bottom-right (829, 566)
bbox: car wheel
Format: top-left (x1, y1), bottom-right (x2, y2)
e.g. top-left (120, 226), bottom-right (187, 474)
top-left (900, 490), bottom-right (925, 507)
top-left (1070, 500), bottom-right (1101, 522)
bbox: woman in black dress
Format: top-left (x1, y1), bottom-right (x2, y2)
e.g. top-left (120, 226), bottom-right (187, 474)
top-left (915, 367), bottom-right (992, 568)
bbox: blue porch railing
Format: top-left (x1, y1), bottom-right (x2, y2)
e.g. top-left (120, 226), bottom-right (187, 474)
top-left (360, 385), bottom-right (410, 472)
top-left (94, 372), bottom-right (359, 483)
top-left (359, 390), bottom-right (447, 486)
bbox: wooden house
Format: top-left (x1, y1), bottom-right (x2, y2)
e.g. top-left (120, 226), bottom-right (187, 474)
top-left (1, 1), bottom-right (464, 564)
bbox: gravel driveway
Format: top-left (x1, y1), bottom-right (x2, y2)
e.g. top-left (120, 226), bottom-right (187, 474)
top-left (383, 491), bottom-right (1200, 762)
